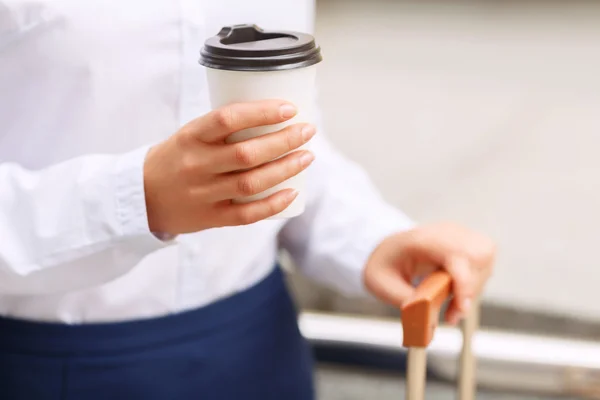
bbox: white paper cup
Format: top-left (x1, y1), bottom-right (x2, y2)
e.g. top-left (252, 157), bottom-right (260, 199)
top-left (199, 24), bottom-right (322, 219)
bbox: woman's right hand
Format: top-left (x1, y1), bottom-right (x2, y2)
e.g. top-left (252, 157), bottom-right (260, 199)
top-left (144, 99), bottom-right (316, 235)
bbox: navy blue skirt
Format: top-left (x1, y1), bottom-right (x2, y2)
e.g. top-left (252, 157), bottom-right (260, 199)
top-left (0, 267), bottom-right (315, 400)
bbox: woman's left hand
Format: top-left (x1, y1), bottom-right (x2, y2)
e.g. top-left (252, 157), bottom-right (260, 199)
top-left (363, 222), bottom-right (496, 325)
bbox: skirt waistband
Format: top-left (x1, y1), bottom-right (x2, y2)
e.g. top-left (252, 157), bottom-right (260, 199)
top-left (0, 266), bottom-right (286, 356)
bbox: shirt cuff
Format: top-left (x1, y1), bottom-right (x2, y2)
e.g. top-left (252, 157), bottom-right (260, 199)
top-left (113, 145), bottom-right (172, 250)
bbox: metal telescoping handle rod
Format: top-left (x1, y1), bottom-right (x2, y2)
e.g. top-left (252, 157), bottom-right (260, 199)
top-left (458, 298), bottom-right (480, 400)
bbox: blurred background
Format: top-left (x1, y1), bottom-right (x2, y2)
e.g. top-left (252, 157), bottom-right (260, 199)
top-left (289, 0), bottom-right (600, 398)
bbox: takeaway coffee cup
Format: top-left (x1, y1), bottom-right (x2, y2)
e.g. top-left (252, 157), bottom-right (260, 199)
top-left (199, 24), bottom-right (323, 219)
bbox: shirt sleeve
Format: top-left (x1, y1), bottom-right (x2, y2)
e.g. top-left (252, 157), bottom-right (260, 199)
top-left (0, 145), bottom-right (170, 296)
top-left (278, 124), bottom-right (416, 297)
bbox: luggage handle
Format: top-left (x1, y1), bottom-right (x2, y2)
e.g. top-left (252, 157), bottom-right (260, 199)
top-left (402, 270), bottom-right (452, 348)
top-left (401, 270), bottom-right (478, 400)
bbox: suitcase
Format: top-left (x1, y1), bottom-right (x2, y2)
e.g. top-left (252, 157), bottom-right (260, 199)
top-left (401, 271), bottom-right (479, 400)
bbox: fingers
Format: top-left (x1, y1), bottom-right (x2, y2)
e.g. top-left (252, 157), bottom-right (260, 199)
top-left (210, 123), bottom-right (316, 173)
top-left (408, 255), bottom-right (474, 325)
top-left (442, 256), bottom-right (474, 324)
top-left (205, 150), bottom-right (315, 201)
top-left (220, 188), bottom-right (300, 225)
top-left (445, 297), bottom-right (471, 325)
top-left (444, 256), bottom-right (474, 311)
top-left (365, 224), bottom-right (493, 326)
top-left (404, 233), bottom-right (477, 322)
top-left (187, 100), bottom-right (298, 143)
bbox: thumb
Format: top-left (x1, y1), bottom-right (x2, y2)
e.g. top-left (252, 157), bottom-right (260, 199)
top-left (364, 264), bottom-right (416, 308)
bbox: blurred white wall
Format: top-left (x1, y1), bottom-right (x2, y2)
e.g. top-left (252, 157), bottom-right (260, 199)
top-left (315, 0), bottom-right (600, 321)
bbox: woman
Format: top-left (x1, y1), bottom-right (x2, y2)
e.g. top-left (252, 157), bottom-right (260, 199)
top-left (0, 0), bottom-right (495, 398)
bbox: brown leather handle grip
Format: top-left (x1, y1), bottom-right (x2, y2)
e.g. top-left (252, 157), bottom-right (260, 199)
top-left (401, 270), bottom-right (452, 348)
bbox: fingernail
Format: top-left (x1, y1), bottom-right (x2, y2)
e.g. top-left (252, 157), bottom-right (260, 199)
top-left (285, 189), bottom-right (299, 202)
top-left (462, 298), bottom-right (472, 314)
top-left (280, 104), bottom-right (297, 119)
top-left (299, 152), bottom-right (315, 167)
top-left (301, 125), bottom-right (316, 141)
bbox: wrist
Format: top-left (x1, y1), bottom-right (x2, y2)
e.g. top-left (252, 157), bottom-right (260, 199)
top-left (143, 142), bottom-right (174, 235)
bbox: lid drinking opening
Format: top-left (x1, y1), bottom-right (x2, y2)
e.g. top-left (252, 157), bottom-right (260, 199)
top-left (219, 25), bottom-right (297, 46)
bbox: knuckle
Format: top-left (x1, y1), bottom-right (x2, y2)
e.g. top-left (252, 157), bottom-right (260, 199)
top-left (214, 107), bottom-right (236, 131)
top-left (237, 175), bottom-right (261, 196)
top-left (174, 128), bottom-right (195, 148)
top-left (179, 154), bottom-right (198, 176)
top-left (234, 143), bottom-right (258, 167)
top-left (285, 128), bottom-right (298, 151)
top-left (184, 186), bottom-right (196, 201)
top-left (260, 108), bottom-right (271, 124)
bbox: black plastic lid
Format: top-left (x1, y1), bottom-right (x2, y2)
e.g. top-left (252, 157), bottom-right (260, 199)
top-left (199, 24), bottom-right (322, 72)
